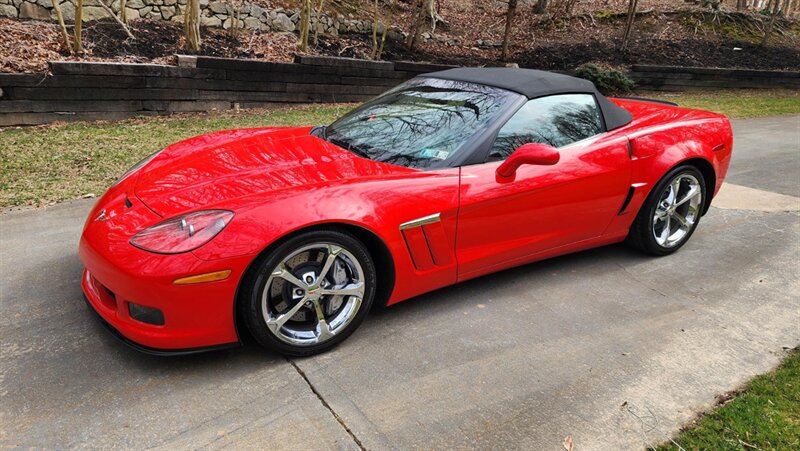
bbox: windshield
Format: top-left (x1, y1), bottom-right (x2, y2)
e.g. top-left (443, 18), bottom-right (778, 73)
top-left (324, 78), bottom-right (518, 169)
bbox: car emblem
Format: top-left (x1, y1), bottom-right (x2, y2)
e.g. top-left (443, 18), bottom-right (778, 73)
top-left (95, 209), bottom-right (108, 222)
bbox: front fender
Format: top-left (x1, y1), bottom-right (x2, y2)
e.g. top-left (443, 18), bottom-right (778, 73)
top-left (193, 169), bottom-right (462, 304)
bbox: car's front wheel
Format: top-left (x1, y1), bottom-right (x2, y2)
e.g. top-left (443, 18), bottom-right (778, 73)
top-left (627, 165), bottom-right (706, 256)
top-left (241, 229), bottom-right (376, 356)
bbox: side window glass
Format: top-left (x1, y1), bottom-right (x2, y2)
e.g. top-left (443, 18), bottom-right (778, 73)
top-left (488, 94), bottom-right (604, 161)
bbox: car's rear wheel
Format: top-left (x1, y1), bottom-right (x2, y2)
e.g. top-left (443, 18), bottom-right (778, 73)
top-left (241, 230), bottom-right (376, 356)
top-left (627, 165), bottom-right (706, 256)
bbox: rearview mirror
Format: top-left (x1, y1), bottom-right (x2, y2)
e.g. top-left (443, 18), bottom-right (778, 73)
top-left (496, 143), bottom-right (560, 181)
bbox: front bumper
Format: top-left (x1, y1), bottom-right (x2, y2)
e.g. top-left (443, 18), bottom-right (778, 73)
top-left (80, 266), bottom-right (241, 353)
top-left (82, 291), bottom-right (239, 356)
top-left (78, 187), bottom-right (254, 351)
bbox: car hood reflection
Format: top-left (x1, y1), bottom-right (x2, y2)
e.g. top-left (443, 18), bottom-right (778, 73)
top-left (134, 126), bottom-right (416, 216)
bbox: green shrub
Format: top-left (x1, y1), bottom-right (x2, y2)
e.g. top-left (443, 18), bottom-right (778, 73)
top-left (595, 9), bottom-right (615, 20)
top-left (575, 63), bottom-right (635, 95)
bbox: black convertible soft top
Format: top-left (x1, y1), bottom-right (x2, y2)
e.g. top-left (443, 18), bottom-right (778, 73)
top-left (423, 67), bottom-right (633, 131)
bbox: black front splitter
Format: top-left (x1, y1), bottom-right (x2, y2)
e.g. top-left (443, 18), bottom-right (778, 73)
top-left (83, 295), bottom-right (241, 357)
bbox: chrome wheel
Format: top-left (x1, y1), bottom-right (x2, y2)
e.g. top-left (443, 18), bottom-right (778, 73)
top-left (652, 173), bottom-right (703, 248)
top-left (261, 243), bottom-right (366, 346)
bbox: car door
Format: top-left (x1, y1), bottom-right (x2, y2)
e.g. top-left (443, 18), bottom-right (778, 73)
top-left (456, 94), bottom-right (632, 280)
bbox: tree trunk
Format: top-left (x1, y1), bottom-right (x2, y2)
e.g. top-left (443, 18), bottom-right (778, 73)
top-left (313, 0), bottom-right (325, 45)
top-left (184, 0), bottom-right (201, 51)
top-left (97, 0), bottom-right (134, 38)
top-left (376, 0), bottom-right (394, 60)
top-left (298, 0), bottom-right (311, 52)
top-left (406, 0), bottom-right (426, 51)
top-left (621, 0), bottom-right (638, 51)
top-left (51, 0), bottom-right (71, 52)
top-left (120, 0), bottom-right (126, 23)
top-left (762, 0), bottom-right (781, 45)
top-left (371, 0), bottom-right (379, 59)
top-left (534, 0), bottom-right (549, 14)
top-left (501, 0), bottom-right (517, 61)
top-left (74, 0), bottom-right (83, 53)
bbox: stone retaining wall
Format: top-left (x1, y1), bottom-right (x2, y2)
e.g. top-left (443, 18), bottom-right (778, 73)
top-left (0, 0), bottom-right (383, 36)
top-left (0, 55), bottom-right (455, 126)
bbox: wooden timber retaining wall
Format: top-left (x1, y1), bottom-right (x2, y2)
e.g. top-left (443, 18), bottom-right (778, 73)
top-left (630, 65), bottom-right (800, 90)
top-left (0, 56), bottom-right (455, 126)
top-left (1, 60), bottom-right (797, 126)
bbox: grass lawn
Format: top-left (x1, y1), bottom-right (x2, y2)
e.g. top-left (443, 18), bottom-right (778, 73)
top-left (648, 89), bottom-right (800, 119)
top-left (0, 104), bottom-right (353, 208)
top-left (1, 89), bottom-right (798, 208)
top-left (658, 349), bottom-right (800, 450)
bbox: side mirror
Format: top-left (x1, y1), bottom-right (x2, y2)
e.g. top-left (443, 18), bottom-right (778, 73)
top-left (496, 143), bottom-right (560, 180)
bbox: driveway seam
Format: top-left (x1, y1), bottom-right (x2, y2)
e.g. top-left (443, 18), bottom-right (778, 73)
top-left (288, 358), bottom-right (366, 450)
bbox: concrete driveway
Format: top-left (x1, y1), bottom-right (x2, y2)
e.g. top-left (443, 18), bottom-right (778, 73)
top-left (1, 115), bottom-right (798, 450)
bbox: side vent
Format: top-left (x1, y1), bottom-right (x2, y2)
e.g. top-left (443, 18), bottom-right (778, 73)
top-left (401, 227), bottom-right (435, 271)
top-left (618, 183), bottom-right (646, 215)
top-left (399, 213), bottom-right (452, 271)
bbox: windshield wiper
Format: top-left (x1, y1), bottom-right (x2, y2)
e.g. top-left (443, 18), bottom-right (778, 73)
top-left (327, 136), bottom-right (371, 160)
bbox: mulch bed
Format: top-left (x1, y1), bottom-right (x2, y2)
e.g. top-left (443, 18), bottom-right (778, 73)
top-left (1, 3), bottom-right (798, 74)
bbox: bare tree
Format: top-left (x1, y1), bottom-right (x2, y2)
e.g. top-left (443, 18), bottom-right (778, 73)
top-left (376, 1), bottom-right (394, 60)
top-left (371, 0), bottom-right (395, 60)
top-left (621, 0), bottom-right (638, 51)
top-left (500, 0), bottom-right (517, 61)
top-left (74, 0), bottom-right (83, 53)
top-left (98, 0), bottom-right (135, 38)
top-left (371, 0), bottom-right (379, 58)
top-left (184, 0), bottom-right (201, 51)
top-left (51, 0), bottom-right (71, 52)
top-left (313, 0), bottom-right (326, 45)
top-left (406, 0), bottom-right (425, 51)
top-left (228, 0), bottom-right (243, 38)
top-left (406, 0), bottom-right (441, 51)
top-left (763, 0), bottom-right (782, 45)
top-left (298, 0), bottom-right (312, 51)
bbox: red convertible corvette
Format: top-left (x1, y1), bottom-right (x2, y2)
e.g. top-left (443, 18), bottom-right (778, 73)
top-left (79, 68), bottom-right (733, 356)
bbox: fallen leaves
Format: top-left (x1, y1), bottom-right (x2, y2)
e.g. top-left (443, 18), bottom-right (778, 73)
top-left (563, 435), bottom-right (574, 451)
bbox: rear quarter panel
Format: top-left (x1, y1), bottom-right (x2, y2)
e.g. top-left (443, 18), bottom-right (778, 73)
top-left (603, 99), bottom-right (733, 237)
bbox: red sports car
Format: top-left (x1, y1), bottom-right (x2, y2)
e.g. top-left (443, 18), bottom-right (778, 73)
top-left (79, 68), bottom-right (733, 356)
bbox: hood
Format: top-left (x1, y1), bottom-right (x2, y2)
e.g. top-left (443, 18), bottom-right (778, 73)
top-left (134, 127), bottom-right (415, 217)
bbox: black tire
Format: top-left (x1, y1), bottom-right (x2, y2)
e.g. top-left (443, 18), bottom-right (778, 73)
top-left (240, 229), bottom-right (377, 357)
top-left (626, 165), bottom-right (706, 256)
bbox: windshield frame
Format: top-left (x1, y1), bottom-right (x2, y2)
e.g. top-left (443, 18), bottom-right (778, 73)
top-left (324, 77), bottom-right (525, 170)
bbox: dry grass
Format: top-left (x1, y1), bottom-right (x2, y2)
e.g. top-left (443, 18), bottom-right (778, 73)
top-left (0, 103), bottom-right (355, 208)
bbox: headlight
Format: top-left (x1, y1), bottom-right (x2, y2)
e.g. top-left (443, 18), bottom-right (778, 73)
top-left (130, 210), bottom-right (234, 254)
top-left (113, 150), bottom-right (162, 187)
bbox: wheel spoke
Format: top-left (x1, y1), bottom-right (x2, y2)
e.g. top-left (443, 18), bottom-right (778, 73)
top-left (312, 298), bottom-right (334, 340)
top-left (267, 296), bottom-right (308, 331)
top-left (674, 185), bottom-right (701, 208)
top-left (658, 214), bottom-right (671, 245)
top-left (272, 263), bottom-right (308, 289)
top-left (672, 212), bottom-right (690, 229)
top-left (321, 282), bottom-right (365, 298)
top-left (316, 245), bottom-right (342, 284)
top-left (669, 179), bottom-right (681, 205)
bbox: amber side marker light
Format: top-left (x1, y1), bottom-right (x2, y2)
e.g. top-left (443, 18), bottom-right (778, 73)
top-left (173, 270), bottom-right (232, 285)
